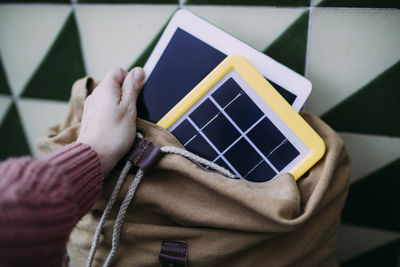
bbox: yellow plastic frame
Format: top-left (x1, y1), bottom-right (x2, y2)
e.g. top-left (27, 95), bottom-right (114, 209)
top-left (157, 55), bottom-right (325, 180)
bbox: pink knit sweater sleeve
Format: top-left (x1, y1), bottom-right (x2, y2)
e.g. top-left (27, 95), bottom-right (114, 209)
top-left (0, 142), bottom-right (103, 266)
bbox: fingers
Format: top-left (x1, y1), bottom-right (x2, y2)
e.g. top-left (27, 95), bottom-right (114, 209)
top-left (120, 67), bottom-right (145, 108)
top-left (104, 67), bottom-right (127, 87)
top-left (97, 67), bottom-right (127, 100)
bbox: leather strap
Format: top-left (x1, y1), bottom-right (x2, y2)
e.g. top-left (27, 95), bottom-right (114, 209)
top-left (159, 241), bottom-right (188, 267)
top-left (125, 137), bottom-right (163, 172)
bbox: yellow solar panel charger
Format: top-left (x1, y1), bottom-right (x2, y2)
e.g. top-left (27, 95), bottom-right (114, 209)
top-left (157, 55), bottom-right (325, 182)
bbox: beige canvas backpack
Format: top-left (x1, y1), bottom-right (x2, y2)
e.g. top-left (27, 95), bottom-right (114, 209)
top-left (38, 77), bottom-right (351, 267)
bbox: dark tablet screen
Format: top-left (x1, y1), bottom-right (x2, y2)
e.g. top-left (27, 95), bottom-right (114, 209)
top-left (138, 27), bottom-right (296, 122)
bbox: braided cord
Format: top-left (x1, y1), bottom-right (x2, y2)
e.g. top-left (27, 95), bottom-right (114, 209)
top-left (86, 144), bottom-right (237, 267)
top-left (161, 146), bottom-right (237, 179)
top-left (86, 161), bottom-right (132, 267)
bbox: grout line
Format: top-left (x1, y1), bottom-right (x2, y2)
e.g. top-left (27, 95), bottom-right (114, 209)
top-left (0, 2), bottom-right (398, 11)
top-left (304, 0), bottom-right (314, 79)
top-left (70, 0), bottom-right (89, 75)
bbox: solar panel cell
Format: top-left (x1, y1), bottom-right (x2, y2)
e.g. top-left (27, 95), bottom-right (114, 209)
top-left (189, 99), bottom-right (219, 128)
top-left (224, 138), bottom-right (262, 176)
top-left (211, 78), bottom-right (241, 108)
top-left (202, 113), bottom-right (241, 152)
top-left (185, 134), bottom-right (218, 160)
top-left (245, 161), bottom-right (276, 182)
top-left (171, 119), bottom-right (197, 144)
top-left (247, 117), bottom-right (286, 157)
top-left (268, 140), bottom-right (300, 171)
top-left (224, 92), bottom-right (264, 132)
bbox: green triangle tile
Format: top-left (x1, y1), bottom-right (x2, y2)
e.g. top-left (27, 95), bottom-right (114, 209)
top-left (317, 0), bottom-right (400, 8)
top-left (79, 0), bottom-right (178, 3)
top-left (0, 103), bottom-right (31, 160)
top-left (263, 11), bottom-right (309, 75)
top-left (21, 13), bottom-right (85, 101)
top-left (129, 13), bottom-right (174, 69)
top-left (341, 158), bottom-right (400, 232)
top-left (185, 0), bottom-right (310, 6)
top-left (341, 238), bottom-right (400, 267)
top-left (322, 61), bottom-right (400, 137)
top-left (0, 57), bottom-right (11, 95)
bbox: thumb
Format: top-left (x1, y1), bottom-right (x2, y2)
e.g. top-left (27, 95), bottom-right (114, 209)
top-left (121, 67), bottom-right (145, 108)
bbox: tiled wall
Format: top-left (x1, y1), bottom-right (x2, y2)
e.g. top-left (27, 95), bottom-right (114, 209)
top-left (0, 0), bottom-right (399, 265)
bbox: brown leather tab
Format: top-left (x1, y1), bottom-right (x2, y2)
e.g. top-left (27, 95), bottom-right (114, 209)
top-left (126, 138), bottom-right (163, 172)
top-left (159, 241), bottom-right (188, 267)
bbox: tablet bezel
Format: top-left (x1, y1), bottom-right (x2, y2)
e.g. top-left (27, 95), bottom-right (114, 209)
top-left (144, 9), bottom-right (312, 112)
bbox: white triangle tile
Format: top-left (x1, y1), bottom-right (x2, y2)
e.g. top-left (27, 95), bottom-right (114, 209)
top-left (0, 5), bottom-right (72, 97)
top-left (18, 99), bottom-right (69, 158)
top-left (339, 132), bottom-right (400, 184)
top-left (186, 6), bottom-right (305, 52)
top-left (75, 4), bottom-right (177, 81)
top-left (335, 223), bottom-right (400, 262)
top-left (0, 97), bottom-right (12, 125)
top-left (307, 9), bottom-right (400, 115)
top-left (313, 0), bottom-right (324, 6)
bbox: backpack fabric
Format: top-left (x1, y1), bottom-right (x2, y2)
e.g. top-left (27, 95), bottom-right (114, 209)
top-left (38, 77), bottom-right (351, 267)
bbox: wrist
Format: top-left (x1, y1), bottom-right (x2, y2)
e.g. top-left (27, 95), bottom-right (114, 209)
top-left (76, 138), bottom-right (110, 176)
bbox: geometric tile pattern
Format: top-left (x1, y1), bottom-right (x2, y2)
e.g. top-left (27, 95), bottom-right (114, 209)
top-left (4, 0), bottom-right (68, 2)
top-left (0, 1), bottom-right (399, 265)
top-left (75, 5), bottom-right (177, 80)
top-left (323, 61), bottom-right (400, 137)
top-left (0, 5), bottom-right (72, 96)
top-left (21, 13), bottom-right (86, 101)
top-left (0, 57), bottom-right (11, 95)
top-left (185, 6), bottom-right (305, 53)
top-left (0, 103), bottom-right (31, 160)
top-left (341, 158), bottom-right (400, 232)
top-left (129, 18), bottom-right (171, 69)
top-left (79, 0), bottom-right (178, 3)
top-left (339, 133), bottom-right (400, 183)
top-left (18, 99), bottom-right (69, 157)
top-left (316, 0), bottom-right (400, 8)
top-left (307, 9), bottom-right (400, 116)
top-left (185, 0), bottom-right (310, 6)
top-left (264, 10), bottom-right (309, 75)
top-left (341, 238), bottom-right (400, 267)
top-left (336, 224), bottom-right (400, 263)
top-left (0, 98), bottom-right (12, 125)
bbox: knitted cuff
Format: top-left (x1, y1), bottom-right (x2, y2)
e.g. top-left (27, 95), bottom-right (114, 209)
top-left (45, 142), bottom-right (103, 218)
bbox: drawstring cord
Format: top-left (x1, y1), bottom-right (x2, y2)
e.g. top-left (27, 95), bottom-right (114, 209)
top-left (86, 137), bottom-right (237, 267)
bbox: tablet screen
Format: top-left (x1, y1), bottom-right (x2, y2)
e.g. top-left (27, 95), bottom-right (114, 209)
top-left (138, 27), bottom-right (297, 122)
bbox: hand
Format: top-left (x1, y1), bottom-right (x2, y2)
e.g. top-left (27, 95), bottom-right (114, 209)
top-left (77, 67), bottom-right (145, 176)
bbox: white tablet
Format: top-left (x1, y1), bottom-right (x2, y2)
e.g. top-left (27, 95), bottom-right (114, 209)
top-left (137, 9), bottom-right (312, 123)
